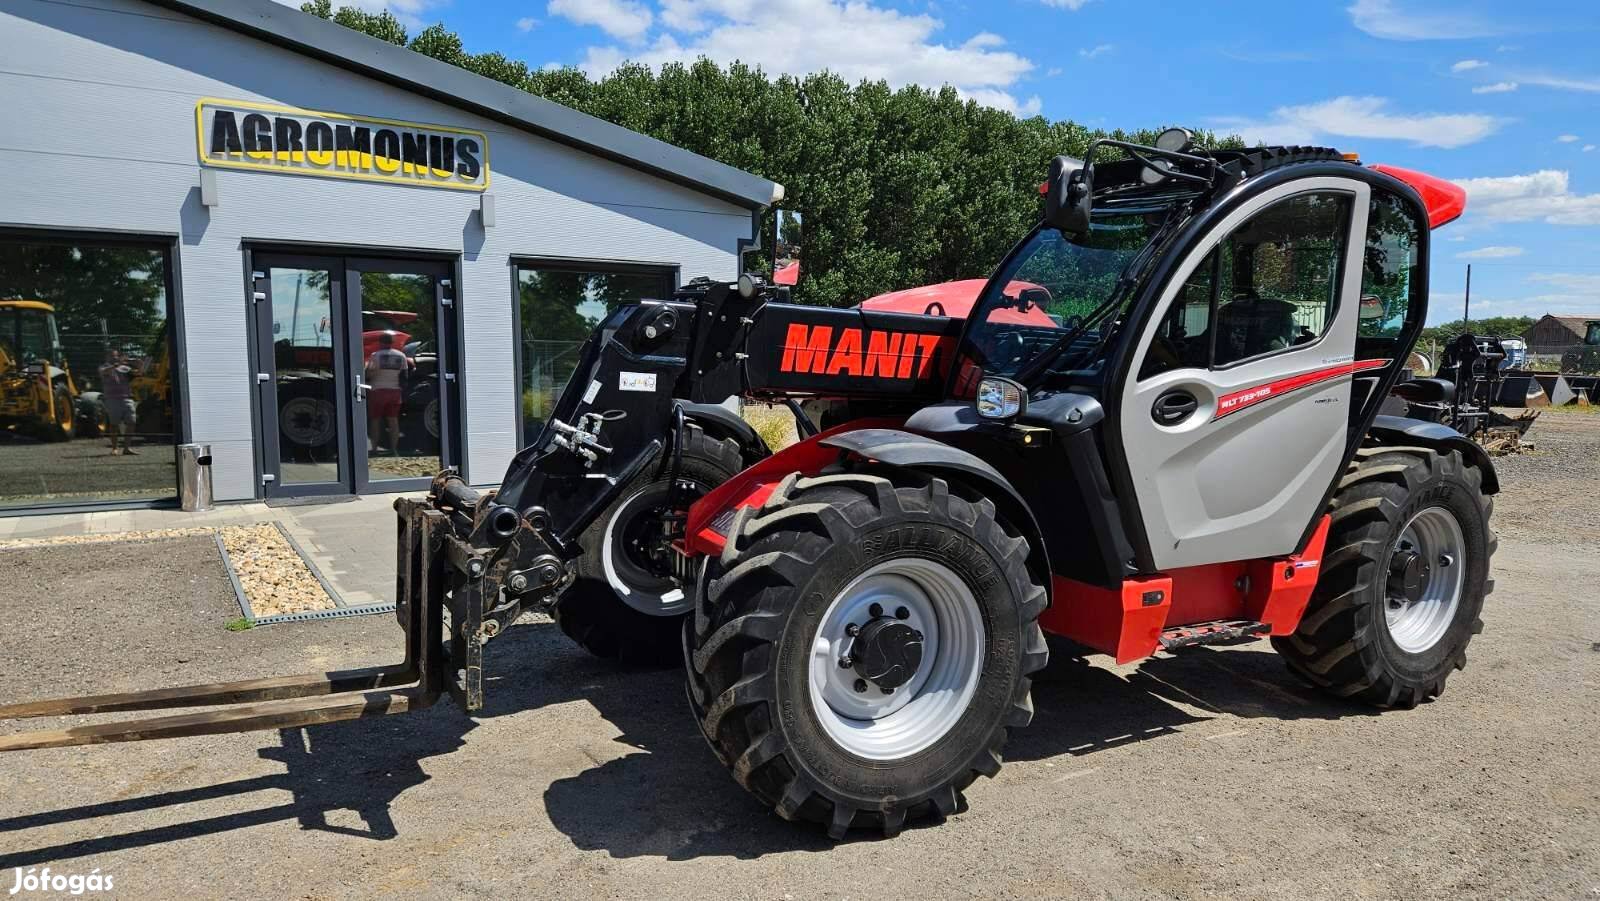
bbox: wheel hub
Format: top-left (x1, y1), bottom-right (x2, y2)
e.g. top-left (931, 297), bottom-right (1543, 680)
top-left (848, 617), bottom-right (924, 691)
top-left (809, 560), bottom-right (985, 761)
top-left (1383, 506), bottom-right (1467, 655)
top-left (1387, 547), bottom-right (1429, 603)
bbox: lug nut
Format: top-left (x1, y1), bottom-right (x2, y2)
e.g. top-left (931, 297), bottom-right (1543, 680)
top-left (508, 573), bottom-right (528, 592)
top-left (853, 679), bottom-right (868, 693)
top-left (838, 656), bottom-right (853, 669)
top-left (869, 603), bottom-right (883, 617)
top-left (881, 686), bottom-right (893, 695)
top-left (895, 606), bottom-right (910, 620)
top-left (845, 623), bottom-right (860, 637)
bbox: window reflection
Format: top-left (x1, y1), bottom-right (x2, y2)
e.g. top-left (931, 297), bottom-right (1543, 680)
top-left (0, 240), bottom-right (176, 508)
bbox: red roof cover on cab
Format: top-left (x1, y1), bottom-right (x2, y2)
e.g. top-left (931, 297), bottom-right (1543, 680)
top-left (859, 278), bottom-right (1056, 326)
top-left (1370, 164), bottom-right (1467, 229)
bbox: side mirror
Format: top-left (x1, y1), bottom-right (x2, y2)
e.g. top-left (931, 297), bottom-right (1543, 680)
top-left (1359, 294), bottom-right (1385, 321)
top-left (1044, 155), bottom-right (1092, 236)
top-left (1017, 286), bottom-right (1052, 311)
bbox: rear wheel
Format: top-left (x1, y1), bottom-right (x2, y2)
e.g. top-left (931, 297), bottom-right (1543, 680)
top-left (1273, 447), bottom-right (1494, 708)
top-left (553, 424), bottom-right (742, 665)
top-left (686, 470), bottom-right (1047, 837)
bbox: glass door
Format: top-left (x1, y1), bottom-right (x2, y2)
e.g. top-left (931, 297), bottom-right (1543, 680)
top-left (252, 253), bottom-right (456, 498)
top-left (347, 257), bottom-right (455, 492)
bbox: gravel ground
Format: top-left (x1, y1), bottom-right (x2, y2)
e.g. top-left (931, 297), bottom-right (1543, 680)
top-left (0, 418), bottom-right (1596, 900)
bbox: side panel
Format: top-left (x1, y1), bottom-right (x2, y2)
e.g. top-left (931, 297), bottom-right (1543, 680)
top-left (742, 304), bottom-right (964, 397)
top-left (1118, 177), bottom-right (1372, 570)
top-left (1040, 515), bottom-right (1331, 662)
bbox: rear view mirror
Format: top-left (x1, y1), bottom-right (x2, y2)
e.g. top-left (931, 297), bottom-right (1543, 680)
top-left (1044, 155), bottom-right (1092, 237)
top-left (1359, 294), bottom-right (1384, 320)
top-left (1017, 286), bottom-right (1051, 311)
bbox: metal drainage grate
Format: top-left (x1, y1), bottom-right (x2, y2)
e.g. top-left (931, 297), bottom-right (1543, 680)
top-left (251, 603), bottom-right (397, 626)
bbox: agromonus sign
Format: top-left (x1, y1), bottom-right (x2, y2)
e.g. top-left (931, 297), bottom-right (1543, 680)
top-left (196, 98), bottom-right (490, 191)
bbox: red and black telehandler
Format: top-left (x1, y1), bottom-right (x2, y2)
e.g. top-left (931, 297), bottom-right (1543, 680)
top-left (0, 133), bottom-right (1496, 839)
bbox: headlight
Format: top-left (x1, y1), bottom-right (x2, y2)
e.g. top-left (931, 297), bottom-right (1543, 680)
top-left (976, 376), bottom-right (1026, 420)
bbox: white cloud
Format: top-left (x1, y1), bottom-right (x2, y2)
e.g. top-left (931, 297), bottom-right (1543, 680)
top-left (516, 16), bottom-right (538, 32)
top-left (1556, 134), bottom-right (1581, 143)
top-left (1453, 170), bottom-right (1600, 225)
top-left (1079, 44), bottom-right (1114, 59)
top-left (1586, 145), bottom-right (1597, 152)
top-left (1346, 0), bottom-right (1505, 40)
top-left (1451, 59), bottom-right (1486, 72)
top-left (1520, 73), bottom-right (1600, 93)
top-left (1039, 0), bottom-right (1094, 8)
top-left (1046, 66), bottom-right (1064, 77)
top-left (549, 0), bottom-right (654, 42)
top-left (1455, 245), bottom-right (1523, 259)
top-left (1472, 81), bottom-right (1518, 94)
top-left (1214, 96), bottom-right (1502, 149)
top-left (571, 0), bottom-right (1040, 116)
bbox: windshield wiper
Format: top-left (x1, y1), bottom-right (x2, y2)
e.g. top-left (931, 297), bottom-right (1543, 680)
top-left (1012, 204), bottom-right (1191, 383)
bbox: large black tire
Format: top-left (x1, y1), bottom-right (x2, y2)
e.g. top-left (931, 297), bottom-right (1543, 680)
top-left (685, 470), bottom-right (1048, 838)
top-left (1273, 446), bottom-right (1494, 708)
top-left (553, 423), bottom-right (742, 665)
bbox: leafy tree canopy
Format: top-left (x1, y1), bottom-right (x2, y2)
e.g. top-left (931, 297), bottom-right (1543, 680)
top-left (1419, 316), bottom-right (1536, 344)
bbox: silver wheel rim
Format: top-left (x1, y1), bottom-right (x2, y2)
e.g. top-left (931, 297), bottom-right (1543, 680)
top-left (1385, 506), bottom-right (1465, 654)
top-left (808, 558), bottom-right (985, 761)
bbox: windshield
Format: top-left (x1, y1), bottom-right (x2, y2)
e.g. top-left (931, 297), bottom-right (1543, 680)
top-left (960, 199), bottom-right (1190, 381)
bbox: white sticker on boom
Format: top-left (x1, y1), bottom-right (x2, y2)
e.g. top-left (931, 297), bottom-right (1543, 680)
top-left (582, 379), bottom-right (602, 404)
top-left (619, 372), bottom-right (658, 392)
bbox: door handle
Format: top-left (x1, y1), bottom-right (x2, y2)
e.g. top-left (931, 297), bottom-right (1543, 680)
top-left (356, 382), bottom-right (372, 402)
top-left (1152, 389), bottom-right (1199, 426)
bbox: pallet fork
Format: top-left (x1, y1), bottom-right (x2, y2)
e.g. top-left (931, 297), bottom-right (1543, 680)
top-left (0, 497), bottom-right (488, 751)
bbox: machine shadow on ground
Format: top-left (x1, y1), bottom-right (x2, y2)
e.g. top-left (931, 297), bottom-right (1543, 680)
top-left (0, 622), bottom-right (1378, 868)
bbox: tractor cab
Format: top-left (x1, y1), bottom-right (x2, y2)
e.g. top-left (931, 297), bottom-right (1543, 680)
top-left (920, 138), bottom-right (1456, 591)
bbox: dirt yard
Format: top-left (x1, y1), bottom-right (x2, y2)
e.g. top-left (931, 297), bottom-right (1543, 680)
top-left (0, 417), bottom-right (1596, 900)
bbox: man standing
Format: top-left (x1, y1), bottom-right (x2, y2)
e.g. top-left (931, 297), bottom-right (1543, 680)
top-left (364, 331), bottom-right (411, 455)
top-left (98, 349), bottom-right (137, 456)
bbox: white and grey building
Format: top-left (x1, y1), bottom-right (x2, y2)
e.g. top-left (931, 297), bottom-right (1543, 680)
top-left (0, 0), bottom-right (779, 512)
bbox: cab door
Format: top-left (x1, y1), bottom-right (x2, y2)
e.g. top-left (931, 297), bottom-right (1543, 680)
top-left (1119, 178), bottom-right (1371, 570)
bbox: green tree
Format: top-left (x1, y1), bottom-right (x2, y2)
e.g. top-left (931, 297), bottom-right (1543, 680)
top-left (304, 6), bottom-right (1243, 307)
top-left (1420, 316), bottom-right (1536, 344)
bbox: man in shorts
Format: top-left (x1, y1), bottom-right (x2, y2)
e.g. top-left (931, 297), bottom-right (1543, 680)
top-left (364, 331), bottom-right (411, 455)
top-left (98, 349), bottom-right (137, 456)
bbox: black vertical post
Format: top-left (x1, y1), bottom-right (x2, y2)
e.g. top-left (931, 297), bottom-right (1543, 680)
top-left (1462, 263), bottom-right (1472, 329)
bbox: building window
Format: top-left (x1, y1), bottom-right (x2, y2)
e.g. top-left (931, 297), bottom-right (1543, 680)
top-left (0, 236), bottom-right (178, 509)
top-left (516, 263), bottom-right (673, 445)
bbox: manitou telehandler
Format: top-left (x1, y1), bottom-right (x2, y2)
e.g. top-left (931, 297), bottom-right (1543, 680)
top-left (0, 133), bottom-right (1496, 839)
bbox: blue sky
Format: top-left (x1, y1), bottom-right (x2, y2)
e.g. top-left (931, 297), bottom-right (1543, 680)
top-left (340, 0), bottom-right (1600, 325)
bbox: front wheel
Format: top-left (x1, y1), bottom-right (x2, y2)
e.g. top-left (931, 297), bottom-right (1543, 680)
top-left (686, 471), bottom-right (1047, 838)
top-left (1273, 447), bottom-right (1494, 708)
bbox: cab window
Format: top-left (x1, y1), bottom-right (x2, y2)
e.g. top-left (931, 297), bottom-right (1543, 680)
top-left (1140, 191), bottom-right (1353, 378)
top-left (1359, 189), bottom-right (1424, 356)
